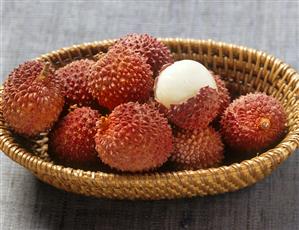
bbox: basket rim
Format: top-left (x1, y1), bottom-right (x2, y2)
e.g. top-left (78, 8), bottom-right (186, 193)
top-left (39, 38), bottom-right (299, 72)
top-left (1, 38), bottom-right (299, 183)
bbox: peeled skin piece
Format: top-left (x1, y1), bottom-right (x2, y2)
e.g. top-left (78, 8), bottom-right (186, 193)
top-left (212, 73), bottom-right (231, 118)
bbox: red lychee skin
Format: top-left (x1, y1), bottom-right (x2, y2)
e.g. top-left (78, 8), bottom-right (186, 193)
top-left (220, 93), bottom-right (287, 153)
top-left (88, 48), bottom-right (154, 110)
top-left (112, 33), bottom-right (174, 77)
top-left (166, 86), bottom-right (220, 130)
top-left (2, 60), bottom-right (64, 137)
top-left (95, 102), bottom-right (173, 172)
top-left (49, 107), bottom-right (100, 167)
top-left (146, 97), bottom-right (168, 115)
top-left (212, 73), bottom-right (231, 117)
top-left (55, 59), bottom-right (95, 106)
top-left (171, 127), bottom-right (224, 170)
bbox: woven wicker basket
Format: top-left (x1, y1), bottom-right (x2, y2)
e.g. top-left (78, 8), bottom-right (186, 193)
top-left (1, 39), bottom-right (298, 200)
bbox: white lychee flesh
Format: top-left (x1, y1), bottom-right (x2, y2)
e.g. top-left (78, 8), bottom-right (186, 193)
top-left (154, 60), bottom-right (217, 108)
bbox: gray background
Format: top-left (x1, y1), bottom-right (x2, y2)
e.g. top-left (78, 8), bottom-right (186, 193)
top-left (1, 0), bottom-right (298, 229)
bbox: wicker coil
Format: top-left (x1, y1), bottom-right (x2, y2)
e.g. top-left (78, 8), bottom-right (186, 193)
top-left (0, 39), bottom-right (298, 200)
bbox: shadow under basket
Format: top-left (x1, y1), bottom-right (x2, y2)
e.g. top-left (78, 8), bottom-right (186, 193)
top-left (1, 39), bottom-right (299, 200)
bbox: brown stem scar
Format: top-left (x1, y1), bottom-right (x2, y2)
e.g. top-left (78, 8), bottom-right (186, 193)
top-left (259, 118), bottom-right (271, 129)
top-left (37, 62), bottom-right (50, 80)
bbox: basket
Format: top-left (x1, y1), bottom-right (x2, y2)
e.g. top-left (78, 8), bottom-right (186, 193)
top-left (0, 39), bottom-right (298, 200)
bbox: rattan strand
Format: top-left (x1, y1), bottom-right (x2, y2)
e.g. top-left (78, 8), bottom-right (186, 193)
top-left (0, 39), bottom-right (298, 200)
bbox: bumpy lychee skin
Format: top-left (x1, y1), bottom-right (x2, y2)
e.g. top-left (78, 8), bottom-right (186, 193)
top-left (220, 93), bottom-right (287, 153)
top-left (55, 59), bottom-right (95, 106)
top-left (112, 33), bottom-right (173, 77)
top-left (167, 87), bottom-right (220, 130)
top-left (171, 127), bottom-right (224, 170)
top-left (88, 48), bottom-right (154, 110)
top-left (49, 107), bottom-right (100, 167)
top-left (2, 60), bottom-right (64, 137)
top-left (146, 97), bottom-right (168, 115)
top-left (212, 73), bottom-right (231, 117)
top-left (154, 60), bottom-right (220, 130)
top-left (95, 102), bottom-right (173, 172)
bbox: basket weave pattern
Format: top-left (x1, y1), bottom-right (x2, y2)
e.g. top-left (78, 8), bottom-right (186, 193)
top-left (0, 39), bottom-right (298, 200)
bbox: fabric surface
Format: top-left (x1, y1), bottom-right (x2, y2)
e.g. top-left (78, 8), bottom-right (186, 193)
top-left (0, 1), bottom-right (298, 229)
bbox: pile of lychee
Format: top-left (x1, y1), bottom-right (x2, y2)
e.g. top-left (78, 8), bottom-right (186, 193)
top-left (2, 33), bottom-right (287, 172)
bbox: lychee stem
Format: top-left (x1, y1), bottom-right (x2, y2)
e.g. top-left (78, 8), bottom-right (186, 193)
top-left (259, 118), bottom-right (271, 129)
top-left (37, 63), bottom-right (50, 80)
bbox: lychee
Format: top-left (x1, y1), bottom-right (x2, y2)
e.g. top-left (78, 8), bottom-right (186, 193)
top-left (212, 72), bottom-right (231, 117)
top-left (154, 60), bottom-right (220, 130)
top-left (88, 48), bottom-right (153, 110)
top-left (112, 33), bottom-right (173, 77)
top-left (171, 126), bottom-right (224, 170)
top-left (55, 59), bottom-right (95, 106)
top-left (2, 60), bottom-right (64, 136)
top-left (49, 107), bottom-right (100, 167)
top-left (220, 93), bottom-right (287, 153)
top-left (95, 102), bottom-right (173, 172)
